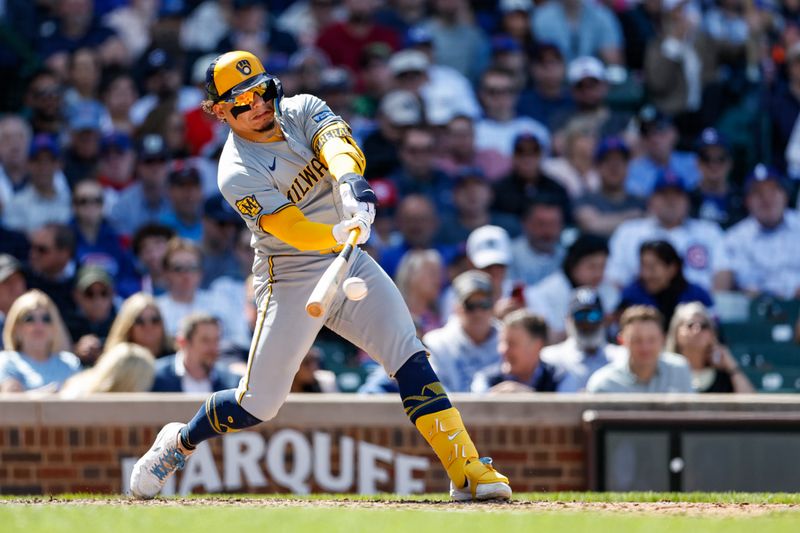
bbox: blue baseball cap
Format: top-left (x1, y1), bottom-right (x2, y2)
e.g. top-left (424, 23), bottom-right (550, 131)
top-left (29, 133), bottom-right (60, 158)
top-left (68, 101), bottom-right (104, 132)
top-left (404, 26), bottom-right (434, 47)
top-left (594, 136), bottom-right (630, 161)
top-left (695, 127), bottom-right (729, 152)
top-left (102, 131), bottom-right (132, 153)
top-left (744, 164), bottom-right (787, 194)
top-left (453, 166), bottom-right (488, 186)
top-left (491, 35), bottom-right (522, 54)
top-left (652, 169), bottom-right (689, 194)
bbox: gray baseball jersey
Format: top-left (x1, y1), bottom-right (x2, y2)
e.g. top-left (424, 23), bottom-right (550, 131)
top-left (216, 94), bottom-right (424, 419)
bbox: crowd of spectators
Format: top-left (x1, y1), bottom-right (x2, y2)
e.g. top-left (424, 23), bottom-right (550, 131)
top-left (1, 0), bottom-right (800, 397)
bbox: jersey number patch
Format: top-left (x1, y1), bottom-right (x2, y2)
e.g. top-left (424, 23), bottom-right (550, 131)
top-left (235, 195), bottom-right (262, 217)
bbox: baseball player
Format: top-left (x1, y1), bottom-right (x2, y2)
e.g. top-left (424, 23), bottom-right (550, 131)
top-left (130, 51), bottom-right (511, 501)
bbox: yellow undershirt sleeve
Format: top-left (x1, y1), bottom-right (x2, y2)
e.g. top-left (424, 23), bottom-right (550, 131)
top-left (258, 205), bottom-right (337, 251)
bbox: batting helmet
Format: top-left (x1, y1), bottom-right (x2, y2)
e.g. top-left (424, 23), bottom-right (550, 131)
top-left (205, 51), bottom-right (283, 110)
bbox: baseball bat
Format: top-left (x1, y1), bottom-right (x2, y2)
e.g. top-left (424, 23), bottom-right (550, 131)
top-left (305, 228), bottom-right (360, 318)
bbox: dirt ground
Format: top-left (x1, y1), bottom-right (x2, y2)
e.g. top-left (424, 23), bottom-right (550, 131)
top-left (3, 497), bottom-right (799, 516)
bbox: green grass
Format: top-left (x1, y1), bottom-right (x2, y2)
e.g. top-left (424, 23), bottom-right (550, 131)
top-left (2, 493), bottom-right (800, 533)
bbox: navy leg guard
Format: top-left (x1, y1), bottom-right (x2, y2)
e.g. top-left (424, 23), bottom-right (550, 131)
top-left (394, 351), bottom-right (453, 424)
top-left (179, 389), bottom-right (262, 450)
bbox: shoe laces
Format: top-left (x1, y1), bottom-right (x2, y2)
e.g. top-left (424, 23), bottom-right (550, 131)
top-left (149, 448), bottom-right (187, 481)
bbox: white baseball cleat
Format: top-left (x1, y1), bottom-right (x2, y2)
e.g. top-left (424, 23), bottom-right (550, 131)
top-left (130, 422), bottom-right (192, 499)
top-left (450, 457), bottom-right (513, 502)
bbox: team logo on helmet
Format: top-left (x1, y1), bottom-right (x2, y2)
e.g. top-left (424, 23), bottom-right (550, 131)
top-left (236, 59), bottom-right (252, 76)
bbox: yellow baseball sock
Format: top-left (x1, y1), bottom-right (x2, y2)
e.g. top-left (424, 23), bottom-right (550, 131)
top-left (414, 407), bottom-right (479, 489)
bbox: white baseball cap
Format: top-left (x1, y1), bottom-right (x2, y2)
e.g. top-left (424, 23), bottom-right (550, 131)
top-left (567, 56), bottom-right (606, 85)
top-left (467, 225), bottom-right (512, 269)
top-left (388, 50), bottom-right (430, 75)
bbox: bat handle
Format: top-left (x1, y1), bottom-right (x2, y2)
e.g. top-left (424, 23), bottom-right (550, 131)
top-left (346, 228), bottom-right (361, 247)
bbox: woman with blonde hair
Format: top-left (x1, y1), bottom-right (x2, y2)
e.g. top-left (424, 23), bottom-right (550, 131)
top-left (542, 116), bottom-right (601, 198)
top-left (0, 290), bottom-right (78, 392)
top-left (60, 343), bottom-right (156, 397)
top-left (666, 302), bottom-right (754, 393)
top-left (104, 292), bottom-right (173, 358)
top-left (394, 249), bottom-right (445, 335)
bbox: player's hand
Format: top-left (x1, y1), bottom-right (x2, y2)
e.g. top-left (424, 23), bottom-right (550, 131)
top-left (339, 173), bottom-right (376, 224)
top-left (332, 211), bottom-right (371, 245)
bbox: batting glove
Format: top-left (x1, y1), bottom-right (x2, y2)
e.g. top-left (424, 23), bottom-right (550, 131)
top-left (332, 211), bottom-right (371, 245)
top-left (339, 173), bottom-right (377, 224)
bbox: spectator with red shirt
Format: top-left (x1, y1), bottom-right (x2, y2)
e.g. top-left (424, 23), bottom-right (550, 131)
top-left (316, 0), bottom-right (400, 73)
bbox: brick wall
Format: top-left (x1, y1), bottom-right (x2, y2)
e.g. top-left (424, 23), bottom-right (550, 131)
top-left (1, 394), bottom-right (798, 495)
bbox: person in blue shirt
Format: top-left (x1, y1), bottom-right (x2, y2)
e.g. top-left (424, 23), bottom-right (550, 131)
top-left (617, 240), bottom-right (713, 328)
top-left (0, 289), bottom-right (79, 392)
top-left (159, 163), bottom-right (205, 242)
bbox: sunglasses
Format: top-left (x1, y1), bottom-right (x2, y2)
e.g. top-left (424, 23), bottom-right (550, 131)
top-left (22, 313), bottom-right (52, 325)
top-left (464, 298), bottom-right (493, 312)
top-left (84, 287), bottom-right (111, 299)
top-left (219, 77), bottom-right (279, 107)
top-left (168, 263), bottom-right (201, 273)
top-left (75, 196), bottom-right (103, 207)
top-left (573, 309), bottom-right (603, 324)
top-left (134, 315), bottom-right (162, 326)
top-left (31, 244), bottom-right (53, 254)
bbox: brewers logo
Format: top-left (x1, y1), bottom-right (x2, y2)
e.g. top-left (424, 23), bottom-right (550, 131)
top-left (236, 59), bottom-right (252, 76)
top-left (236, 195), bottom-right (262, 217)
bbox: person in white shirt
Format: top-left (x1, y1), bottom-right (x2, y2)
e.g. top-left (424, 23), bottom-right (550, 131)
top-left (714, 165), bottom-right (800, 299)
top-left (425, 270), bottom-right (501, 393)
top-left (475, 68), bottom-right (550, 159)
top-left (526, 234), bottom-right (619, 342)
top-left (541, 286), bottom-right (625, 392)
top-left (155, 238), bottom-right (237, 345)
top-left (3, 135), bottom-right (71, 233)
top-left (606, 169), bottom-right (724, 290)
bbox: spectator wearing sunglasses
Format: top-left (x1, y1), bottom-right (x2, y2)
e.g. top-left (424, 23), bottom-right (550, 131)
top-left (160, 163), bottom-right (204, 242)
top-left (0, 289), bottom-right (78, 393)
top-left (26, 222), bottom-right (80, 329)
top-left (156, 238), bottom-right (238, 346)
top-left (424, 270), bottom-right (501, 393)
top-left (617, 240), bottom-right (713, 328)
top-left (104, 292), bottom-right (173, 359)
top-left (689, 129), bottom-right (746, 229)
top-left (70, 179), bottom-right (140, 297)
top-left (542, 286), bottom-right (625, 392)
top-left (67, 266), bottom-right (118, 367)
top-left (200, 194), bottom-right (242, 288)
top-left (665, 302), bottom-right (753, 394)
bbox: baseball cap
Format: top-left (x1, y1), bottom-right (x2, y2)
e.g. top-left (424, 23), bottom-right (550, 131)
top-left (145, 48), bottom-right (175, 76)
top-left (0, 254), bottom-right (23, 283)
top-left (203, 194), bottom-right (241, 223)
top-left (379, 90), bottom-right (422, 127)
top-left (101, 131), bottom-right (132, 154)
top-left (453, 166), bottom-right (488, 187)
top-left (744, 164), bottom-right (787, 194)
top-left (68, 101), bottom-right (104, 132)
top-left (638, 106), bottom-right (673, 136)
top-left (388, 50), bottom-right (430, 75)
top-left (594, 136), bottom-right (630, 162)
top-left (167, 162), bottom-right (201, 186)
top-left (530, 41), bottom-right (563, 63)
top-left (452, 270), bottom-right (493, 303)
top-left (137, 134), bottom-right (169, 162)
top-left (652, 169), bottom-right (689, 194)
top-left (500, 0), bottom-right (533, 12)
top-left (404, 26), bottom-right (434, 48)
top-left (29, 133), bottom-right (60, 158)
top-left (491, 35), bottom-right (522, 55)
top-left (466, 225), bottom-right (512, 269)
top-left (75, 265), bottom-right (113, 293)
top-left (567, 56), bottom-right (606, 85)
top-left (695, 127), bottom-right (729, 153)
top-left (513, 131), bottom-right (545, 152)
top-left (569, 287), bottom-right (604, 324)
top-left (319, 67), bottom-right (353, 93)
